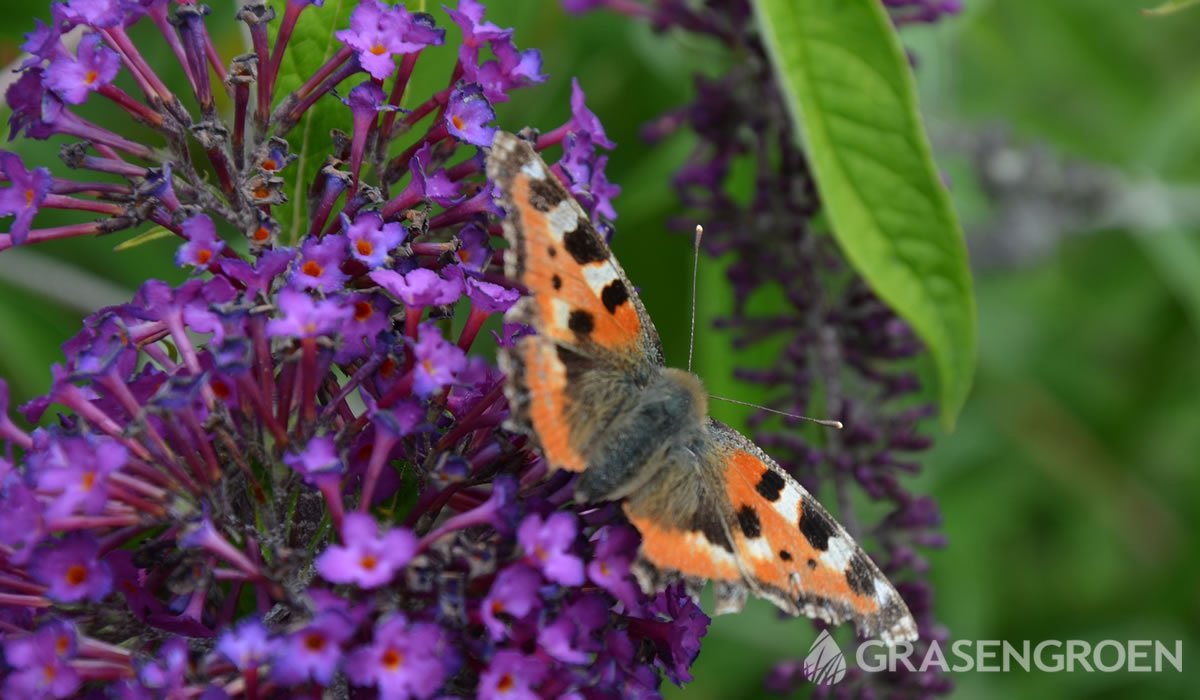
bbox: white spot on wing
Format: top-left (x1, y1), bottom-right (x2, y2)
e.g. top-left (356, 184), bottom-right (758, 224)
top-left (819, 536), bottom-right (854, 571)
top-left (873, 577), bottom-right (894, 605)
top-left (741, 535), bottom-right (775, 562)
top-left (546, 200), bottom-right (578, 242)
top-left (551, 298), bottom-right (572, 330)
top-left (520, 158), bottom-right (546, 179)
top-left (773, 478), bottom-right (803, 526)
top-left (686, 532), bottom-right (738, 570)
top-left (581, 262), bottom-right (619, 295)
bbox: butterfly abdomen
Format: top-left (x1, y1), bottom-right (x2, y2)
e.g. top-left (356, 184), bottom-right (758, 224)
top-left (574, 368), bottom-right (708, 502)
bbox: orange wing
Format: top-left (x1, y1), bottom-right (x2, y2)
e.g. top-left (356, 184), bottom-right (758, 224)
top-left (488, 131), bottom-right (660, 472)
top-left (629, 420), bottom-right (918, 645)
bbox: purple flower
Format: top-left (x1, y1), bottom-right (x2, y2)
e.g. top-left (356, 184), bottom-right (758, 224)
top-left (567, 77), bottom-right (615, 149)
top-left (337, 294), bottom-right (392, 363)
top-left (315, 512), bottom-right (417, 588)
top-left (587, 524), bottom-right (642, 609)
top-left (271, 610), bottom-right (355, 686)
top-left (2, 621), bottom-right (81, 699)
top-left (35, 435), bottom-right (128, 520)
top-left (369, 266), bottom-right (464, 307)
top-left (216, 618), bottom-right (274, 671)
top-left (518, 511), bottom-right (585, 585)
top-left (175, 213), bottom-right (225, 269)
top-left (55, 0), bottom-right (140, 29)
top-left (445, 84), bottom-right (497, 146)
top-left (481, 564), bottom-right (541, 640)
top-left (44, 33), bottom-right (120, 104)
top-left (478, 650), bottom-right (546, 700)
top-left (0, 151), bottom-right (52, 246)
top-left (345, 615), bottom-right (452, 699)
top-left (0, 478), bottom-right (42, 565)
top-left (412, 322), bottom-right (467, 397)
top-left (284, 435), bottom-right (344, 482)
top-left (292, 235), bottom-right (348, 293)
top-left (447, 0), bottom-right (510, 59)
top-left (344, 211), bottom-right (405, 268)
top-left (467, 37), bottom-right (546, 103)
top-left (538, 593), bottom-right (608, 664)
top-left (31, 534), bottom-right (113, 603)
top-left (409, 142), bottom-right (462, 205)
top-left (465, 276), bottom-right (520, 314)
top-left (266, 289), bottom-right (352, 338)
top-left (336, 0), bottom-right (438, 80)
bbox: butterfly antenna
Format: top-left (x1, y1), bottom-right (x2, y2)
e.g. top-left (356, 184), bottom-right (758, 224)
top-left (708, 394), bottom-right (844, 429)
top-left (687, 224), bottom-right (703, 374)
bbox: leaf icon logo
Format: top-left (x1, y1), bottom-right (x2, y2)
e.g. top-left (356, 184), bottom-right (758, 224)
top-left (803, 630), bottom-right (847, 686)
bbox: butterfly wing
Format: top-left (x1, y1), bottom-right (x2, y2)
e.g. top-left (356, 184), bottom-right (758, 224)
top-left (626, 419), bottom-right (917, 645)
top-left (488, 131), bottom-right (663, 473)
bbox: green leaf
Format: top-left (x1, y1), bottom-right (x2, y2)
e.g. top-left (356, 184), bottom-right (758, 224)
top-left (269, 0), bottom-right (356, 244)
top-left (1142, 0), bottom-right (1200, 16)
top-left (751, 0), bottom-right (977, 428)
top-left (113, 226), bottom-right (173, 252)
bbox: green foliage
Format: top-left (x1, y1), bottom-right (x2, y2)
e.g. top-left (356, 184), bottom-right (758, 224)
top-left (753, 0), bottom-right (978, 429)
top-left (269, 0), bottom-right (356, 243)
top-left (1142, 0), bottom-right (1200, 16)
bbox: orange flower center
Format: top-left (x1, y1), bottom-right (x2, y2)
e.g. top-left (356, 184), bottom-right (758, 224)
top-left (211, 380), bottom-right (231, 399)
top-left (370, 43), bottom-right (387, 56)
top-left (304, 633), bottom-right (326, 651)
top-left (356, 239), bottom-right (374, 256)
top-left (354, 301), bottom-right (373, 322)
top-left (360, 554), bottom-right (378, 571)
top-left (262, 158), bottom-right (278, 171)
top-left (302, 260), bottom-right (324, 277)
top-left (382, 647), bottom-right (404, 670)
top-left (81, 471), bottom-right (96, 491)
top-left (451, 115), bottom-right (465, 131)
top-left (24, 189), bottom-right (35, 206)
top-left (253, 227), bottom-right (271, 242)
top-left (197, 248), bottom-right (213, 265)
top-left (65, 565), bottom-right (87, 586)
top-left (84, 70), bottom-right (98, 86)
top-left (497, 673), bottom-right (515, 692)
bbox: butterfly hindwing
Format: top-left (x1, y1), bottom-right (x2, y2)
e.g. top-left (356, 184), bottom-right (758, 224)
top-left (626, 420), bottom-right (917, 645)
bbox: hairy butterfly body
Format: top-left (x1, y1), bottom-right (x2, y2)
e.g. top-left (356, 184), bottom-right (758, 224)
top-left (488, 131), bottom-right (917, 645)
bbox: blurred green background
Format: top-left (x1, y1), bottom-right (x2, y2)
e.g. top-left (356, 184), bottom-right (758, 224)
top-left (2, 1), bottom-right (1198, 698)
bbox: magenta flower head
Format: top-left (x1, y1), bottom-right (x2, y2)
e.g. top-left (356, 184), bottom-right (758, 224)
top-left (446, 84), bottom-right (498, 146)
top-left (344, 211), bottom-right (406, 268)
top-left (0, 151), bottom-right (52, 246)
top-left (0, 0), bottom-right (721, 696)
top-left (44, 33), bottom-right (120, 105)
top-left (175, 214), bottom-right (226, 270)
top-left (316, 512), bottom-right (417, 589)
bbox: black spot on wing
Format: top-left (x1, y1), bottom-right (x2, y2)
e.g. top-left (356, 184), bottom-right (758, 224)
top-left (568, 310), bottom-right (594, 337)
top-left (846, 554), bottom-right (874, 597)
top-left (807, 558), bottom-right (817, 569)
top-left (779, 549), bottom-right (792, 561)
top-left (693, 512), bottom-right (734, 553)
top-left (563, 226), bottom-right (608, 265)
top-left (799, 502), bottom-right (835, 551)
top-left (547, 246), bottom-right (557, 258)
top-left (600, 279), bottom-right (629, 314)
top-left (528, 177), bottom-right (562, 213)
top-left (736, 505), bottom-right (762, 539)
top-left (551, 274), bottom-right (562, 290)
top-left (756, 469), bottom-right (785, 502)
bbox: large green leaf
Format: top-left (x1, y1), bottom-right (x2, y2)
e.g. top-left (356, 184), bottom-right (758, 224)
top-left (269, 0), bottom-right (356, 243)
top-left (752, 0), bottom-right (977, 428)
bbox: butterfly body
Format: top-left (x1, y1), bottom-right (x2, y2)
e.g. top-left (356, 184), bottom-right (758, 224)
top-left (488, 131), bottom-right (917, 645)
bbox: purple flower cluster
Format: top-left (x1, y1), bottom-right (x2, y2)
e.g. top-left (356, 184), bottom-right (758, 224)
top-left (567, 0), bottom-right (957, 697)
top-left (0, 0), bottom-right (706, 697)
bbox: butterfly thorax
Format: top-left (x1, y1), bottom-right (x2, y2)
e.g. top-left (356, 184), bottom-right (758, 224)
top-left (574, 367), bottom-right (709, 503)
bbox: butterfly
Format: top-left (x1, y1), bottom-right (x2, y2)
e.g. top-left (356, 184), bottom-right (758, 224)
top-left (486, 131), bottom-right (917, 645)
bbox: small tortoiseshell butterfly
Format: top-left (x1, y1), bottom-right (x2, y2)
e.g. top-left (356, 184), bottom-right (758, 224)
top-left (487, 131), bottom-right (917, 645)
